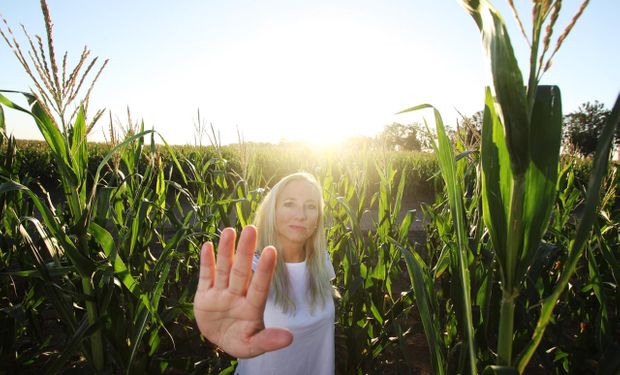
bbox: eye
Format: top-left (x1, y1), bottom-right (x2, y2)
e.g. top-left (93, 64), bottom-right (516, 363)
top-left (283, 201), bottom-right (295, 207)
top-left (306, 203), bottom-right (317, 210)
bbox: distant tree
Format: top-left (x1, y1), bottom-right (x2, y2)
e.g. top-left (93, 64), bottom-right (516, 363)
top-left (456, 110), bottom-right (483, 150)
top-left (343, 135), bottom-right (375, 150)
top-left (563, 101), bottom-right (614, 157)
top-left (416, 127), bottom-right (436, 152)
top-left (378, 122), bottom-right (422, 151)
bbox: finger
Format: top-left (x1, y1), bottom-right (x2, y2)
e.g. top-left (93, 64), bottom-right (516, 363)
top-left (246, 246), bottom-right (277, 309)
top-left (214, 227), bottom-right (236, 290)
top-left (228, 225), bottom-right (257, 295)
top-left (197, 241), bottom-right (216, 292)
top-left (246, 328), bottom-right (293, 358)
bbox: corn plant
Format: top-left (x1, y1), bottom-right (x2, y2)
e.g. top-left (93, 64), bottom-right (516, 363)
top-left (0, 106), bottom-right (36, 370)
top-left (321, 156), bottom-right (419, 373)
top-left (1, 6), bottom-right (194, 369)
top-left (398, 105), bottom-right (478, 374)
top-left (1, 93), bottom-right (157, 367)
top-left (321, 160), bottom-right (370, 372)
top-left (464, 1), bottom-right (618, 372)
top-left (530, 161), bottom-right (620, 373)
top-left (0, 90), bottom-right (230, 373)
top-left (398, 0), bottom-right (619, 373)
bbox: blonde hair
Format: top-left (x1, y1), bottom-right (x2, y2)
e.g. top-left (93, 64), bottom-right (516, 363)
top-left (253, 172), bottom-right (332, 313)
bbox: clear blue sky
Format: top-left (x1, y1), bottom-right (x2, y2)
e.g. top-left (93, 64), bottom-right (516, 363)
top-left (1, 0), bottom-right (618, 145)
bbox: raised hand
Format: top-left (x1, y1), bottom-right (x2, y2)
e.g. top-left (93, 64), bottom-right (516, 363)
top-left (193, 225), bottom-right (293, 358)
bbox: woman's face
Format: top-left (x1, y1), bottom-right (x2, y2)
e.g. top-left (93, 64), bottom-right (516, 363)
top-left (275, 179), bottom-right (320, 249)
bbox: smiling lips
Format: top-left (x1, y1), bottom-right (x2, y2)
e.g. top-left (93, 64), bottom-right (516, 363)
top-left (288, 224), bottom-right (307, 232)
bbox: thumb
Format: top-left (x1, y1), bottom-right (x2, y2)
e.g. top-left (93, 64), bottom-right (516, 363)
top-left (246, 328), bottom-right (293, 358)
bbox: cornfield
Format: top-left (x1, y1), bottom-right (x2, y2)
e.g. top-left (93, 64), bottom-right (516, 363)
top-left (1, 1), bottom-right (618, 374)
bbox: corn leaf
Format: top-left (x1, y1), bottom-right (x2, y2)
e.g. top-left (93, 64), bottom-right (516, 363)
top-left (1, 180), bottom-right (95, 276)
top-left (399, 103), bottom-right (477, 374)
top-left (480, 88), bottom-right (512, 284)
top-left (460, 0), bottom-right (529, 175)
top-left (89, 222), bottom-right (141, 296)
top-left (516, 93), bottom-right (620, 372)
top-left (128, 224), bottom-right (184, 371)
top-left (518, 86), bottom-right (562, 278)
top-left (17, 218), bottom-right (79, 330)
top-left (401, 247), bottom-right (446, 375)
top-left (158, 133), bottom-right (188, 185)
top-left (0, 91), bottom-right (71, 173)
top-left (70, 107), bottom-right (89, 188)
top-left (87, 129), bottom-right (155, 215)
top-left (0, 90), bottom-right (83, 219)
top-left (16, 217), bottom-right (100, 368)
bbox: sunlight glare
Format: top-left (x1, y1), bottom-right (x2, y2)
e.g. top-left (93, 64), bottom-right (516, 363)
top-left (194, 10), bottom-right (431, 146)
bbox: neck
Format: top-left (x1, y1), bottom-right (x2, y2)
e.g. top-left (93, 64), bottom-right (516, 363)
top-left (282, 244), bottom-right (305, 263)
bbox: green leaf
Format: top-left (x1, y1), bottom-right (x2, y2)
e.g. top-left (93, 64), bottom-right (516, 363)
top-left (518, 86), bottom-right (562, 278)
top-left (26, 94), bottom-right (71, 164)
top-left (480, 87), bottom-right (512, 282)
top-left (0, 91), bottom-right (34, 114)
top-left (15, 218), bottom-right (88, 354)
top-left (0, 91), bottom-right (76, 187)
top-left (158, 133), bottom-right (188, 185)
top-left (460, 0), bottom-right (529, 175)
top-left (70, 107), bottom-right (89, 186)
top-left (430, 107), bottom-right (477, 374)
top-left (396, 103), bottom-right (434, 115)
top-left (516, 93), bottom-right (620, 373)
top-left (401, 246), bottom-right (446, 375)
top-left (369, 300), bottom-right (384, 325)
top-left (1, 180), bottom-right (95, 276)
top-left (87, 129), bottom-right (155, 212)
top-left (398, 210), bottom-right (414, 243)
top-left (127, 307), bottom-right (151, 373)
top-left (2, 266), bottom-right (74, 279)
top-left (0, 91), bottom-right (87, 224)
top-left (399, 103), bottom-right (477, 373)
top-left (89, 222), bottom-right (141, 296)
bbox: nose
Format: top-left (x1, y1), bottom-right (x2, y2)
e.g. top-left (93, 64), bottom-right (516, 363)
top-left (294, 206), bottom-right (307, 220)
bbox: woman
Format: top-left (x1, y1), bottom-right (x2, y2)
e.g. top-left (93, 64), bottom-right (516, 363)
top-left (194, 172), bottom-right (336, 375)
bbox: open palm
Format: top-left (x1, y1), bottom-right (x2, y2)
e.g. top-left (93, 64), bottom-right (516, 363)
top-left (193, 225), bottom-right (293, 358)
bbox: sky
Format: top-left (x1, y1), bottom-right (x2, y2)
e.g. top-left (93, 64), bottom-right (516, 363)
top-left (1, 0), bottom-right (618, 146)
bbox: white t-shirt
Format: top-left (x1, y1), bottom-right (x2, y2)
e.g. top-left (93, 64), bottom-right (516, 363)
top-left (235, 252), bottom-right (336, 375)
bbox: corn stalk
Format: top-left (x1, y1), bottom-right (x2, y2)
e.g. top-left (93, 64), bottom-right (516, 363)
top-left (398, 103), bottom-right (477, 374)
top-left (458, 0), bottom-right (618, 373)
